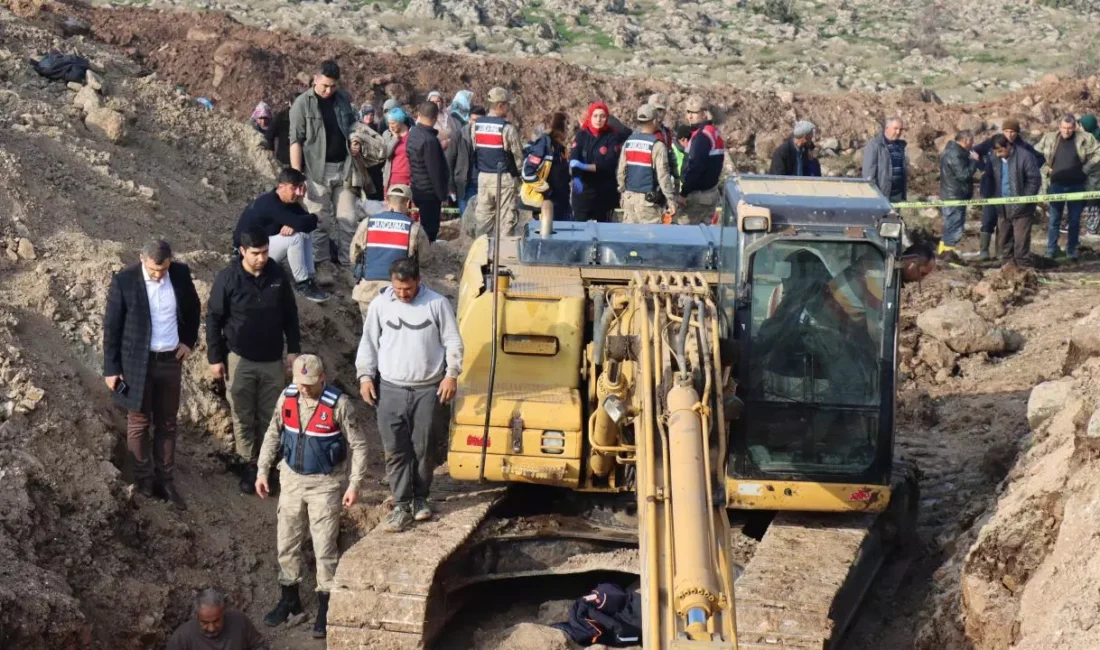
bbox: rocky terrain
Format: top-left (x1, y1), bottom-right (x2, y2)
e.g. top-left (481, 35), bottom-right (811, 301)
top-left (81, 0), bottom-right (1100, 101)
top-left (4, 1), bottom-right (1100, 650)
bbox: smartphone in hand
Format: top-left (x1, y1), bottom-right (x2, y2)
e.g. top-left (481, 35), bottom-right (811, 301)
top-left (113, 379), bottom-right (130, 396)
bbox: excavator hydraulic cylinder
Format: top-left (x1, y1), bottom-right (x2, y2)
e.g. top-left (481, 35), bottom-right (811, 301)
top-left (591, 360), bottom-right (627, 477)
top-left (667, 380), bottom-right (720, 639)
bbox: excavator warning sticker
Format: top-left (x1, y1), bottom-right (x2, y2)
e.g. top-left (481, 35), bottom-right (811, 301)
top-left (737, 483), bottom-right (763, 496)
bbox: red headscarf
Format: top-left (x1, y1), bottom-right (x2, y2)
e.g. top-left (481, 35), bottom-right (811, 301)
top-left (582, 102), bottom-right (611, 136)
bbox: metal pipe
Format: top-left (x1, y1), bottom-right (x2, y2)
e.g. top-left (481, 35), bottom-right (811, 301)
top-left (667, 380), bottom-right (720, 640)
top-left (675, 295), bottom-right (695, 372)
top-left (477, 166), bottom-right (506, 482)
top-left (539, 197), bottom-right (554, 237)
top-left (635, 275), bottom-right (661, 647)
top-left (592, 296), bottom-right (615, 362)
top-left (591, 360), bottom-right (630, 476)
top-left (650, 276), bottom-right (676, 640)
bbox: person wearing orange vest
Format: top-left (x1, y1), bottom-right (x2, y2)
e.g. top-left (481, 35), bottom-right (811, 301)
top-left (616, 104), bottom-right (678, 224)
top-left (254, 354), bottom-right (368, 640)
top-left (678, 95), bottom-right (726, 225)
top-left (349, 184), bottom-right (432, 315)
top-left (473, 87), bottom-right (525, 237)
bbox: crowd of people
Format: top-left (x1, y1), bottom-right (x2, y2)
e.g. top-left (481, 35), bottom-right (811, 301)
top-left (101, 55), bottom-right (1097, 648)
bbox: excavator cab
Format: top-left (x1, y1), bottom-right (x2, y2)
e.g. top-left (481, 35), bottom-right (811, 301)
top-left (715, 175), bottom-right (908, 514)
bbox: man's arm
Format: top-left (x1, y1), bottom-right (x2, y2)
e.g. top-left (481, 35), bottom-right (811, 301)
top-left (102, 273), bottom-right (126, 376)
top-left (435, 298), bottom-right (464, 379)
top-left (1023, 152), bottom-right (1042, 196)
top-left (271, 200), bottom-right (319, 233)
top-left (410, 222), bottom-right (433, 269)
top-left (427, 136), bottom-right (450, 201)
top-left (205, 271), bottom-right (230, 364)
top-left (355, 300), bottom-right (383, 381)
top-left (257, 393), bottom-right (286, 479)
top-left (615, 146), bottom-right (627, 194)
top-left (653, 142), bottom-right (677, 201)
top-left (861, 143), bottom-right (878, 185)
top-left (244, 613), bottom-right (271, 650)
top-left (289, 97), bottom-right (306, 171)
top-left (280, 272), bottom-right (301, 355)
top-left (445, 130), bottom-right (460, 192)
top-left (504, 124), bottom-right (524, 174)
top-left (768, 143), bottom-right (787, 175)
top-left (176, 264), bottom-right (201, 349)
top-left (336, 396), bottom-right (369, 490)
top-left (350, 217), bottom-right (370, 267)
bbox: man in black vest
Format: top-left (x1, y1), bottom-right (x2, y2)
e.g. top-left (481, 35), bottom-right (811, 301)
top-left (103, 239), bottom-right (200, 510)
top-left (349, 184), bottom-right (433, 315)
top-left (255, 354), bottom-right (368, 639)
top-left (617, 104), bottom-right (678, 224)
top-left (473, 86), bottom-right (525, 237)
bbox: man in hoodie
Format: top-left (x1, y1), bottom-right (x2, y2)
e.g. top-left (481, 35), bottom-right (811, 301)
top-left (1037, 114), bottom-right (1100, 260)
top-left (406, 101), bottom-right (450, 242)
top-left (862, 117), bottom-right (907, 202)
top-left (937, 130), bottom-right (978, 260)
top-left (678, 95), bottom-right (726, 224)
top-left (356, 258), bottom-right (463, 532)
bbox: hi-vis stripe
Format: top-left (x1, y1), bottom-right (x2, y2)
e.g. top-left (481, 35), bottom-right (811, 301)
top-left (475, 122), bottom-right (504, 149)
top-left (624, 140), bottom-right (654, 167)
top-left (893, 190), bottom-right (1100, 209)
top-left (366, 218), bottom-right (411, 250)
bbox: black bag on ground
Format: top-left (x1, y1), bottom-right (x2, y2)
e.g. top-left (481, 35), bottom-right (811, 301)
top-left (552, 583), bottom-right (643, 647)
top-left (31, 53), bottom-right (90, 83)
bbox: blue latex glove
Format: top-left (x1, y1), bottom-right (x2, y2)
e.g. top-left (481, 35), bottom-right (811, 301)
top-left (569, 159), bottom-right (587, 171)
top-left (572, 177), bottom-right (585, 194)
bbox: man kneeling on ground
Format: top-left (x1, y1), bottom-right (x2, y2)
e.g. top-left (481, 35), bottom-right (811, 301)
top-left (233, 167), bottom-right (330, 303)
top-left (166, 588), bottom-right (267, 650)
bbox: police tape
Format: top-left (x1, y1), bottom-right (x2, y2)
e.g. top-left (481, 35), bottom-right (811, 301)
top-left (892, 190), bottom-right (1100, 209)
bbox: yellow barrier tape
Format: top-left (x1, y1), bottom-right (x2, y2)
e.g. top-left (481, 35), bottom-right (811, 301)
top-left (893, 190), bottom-right (1100, 209)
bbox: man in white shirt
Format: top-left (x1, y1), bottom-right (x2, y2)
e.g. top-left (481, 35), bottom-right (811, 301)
top-left (103, 240), bottom-right (201, 509)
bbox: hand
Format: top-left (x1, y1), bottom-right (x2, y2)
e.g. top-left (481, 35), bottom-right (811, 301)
top-left (969, 150), bottom-right (980, 161)
top-left (105, 375), bottom-right (122, 391)
top-left (285, 354), bottom-right (299, 374)
top-left (210, 363), bottom-right (226, 380)
top-left (279, 225), bottom-right (295, 236)
top-left (667, 201), bottom-right (678, 216)
top-left (572, 177), bottom-right (584, 194)
top-left (342, 486), bottom-right (359, 507)
top-left (437, 377), bottom-right (457, 404)
top-left (569, 159), bottom-right (586, 171)
top-left (360, 379), bottom-right (377, 405)
top-left (175, 344), bottom-right (192, 361)
top-left (350, 139), bottom-right (362, 155)
top-left (255, 476), bottom-right (270, 499)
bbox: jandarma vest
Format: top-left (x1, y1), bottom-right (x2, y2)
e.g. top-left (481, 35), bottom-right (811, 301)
top-left (280, 384), bottom-right (347, 476)
top-left (623, 133), bottom-right (658, 193)
top-left (354, 211), bottom-right (413, 281)
top-left (474, 116), bottom-right (518, 175)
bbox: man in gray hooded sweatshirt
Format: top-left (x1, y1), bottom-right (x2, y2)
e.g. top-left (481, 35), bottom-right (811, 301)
top-left (355, 257), bottom-right (463, 532)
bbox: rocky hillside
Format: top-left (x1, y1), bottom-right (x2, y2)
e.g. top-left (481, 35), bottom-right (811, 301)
top-left (82, 0), bottom-right (1100, 100)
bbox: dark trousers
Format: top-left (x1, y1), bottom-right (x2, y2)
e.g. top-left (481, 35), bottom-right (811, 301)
top-left (981, 204), bottom-right (999, 234)
top-left (126, 353), bottom-right (182, 484)
top-left (572, 185), bottom-right (618, 222)
top-left (377, 380), bottom-right (442, 505)
top-left (996, 207), bottom-right (1032, 266)
top-left (414, 195), bottom-right (442, 242)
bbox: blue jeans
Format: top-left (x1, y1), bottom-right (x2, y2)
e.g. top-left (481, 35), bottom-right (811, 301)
top-left (941, 206), bottom-right (966, 247)
top-left (1047, 182), bottom-right (1085, 255)
top-left (456, 183), bottom-right (478, 218)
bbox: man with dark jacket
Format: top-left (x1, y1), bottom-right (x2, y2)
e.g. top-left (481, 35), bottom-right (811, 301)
top-left (207, 229), bottom-right (302, 494)
top-left (1036, 114), bottom-right (1100, 260)
top-left (938, 130), bottom-right (978, 258)
top-left (233, 167), bottom-right (329, 303)
top-left (972, 119), bottom-right (1044, 260)
top-left (679, 95), bottom-right (726, 224)
top-left (103, 239), bottom-right (200, 510)
top-left (265, 95), bottom-right (297, 167)
top-left (769, 120), bottom-right (822, 177)
top-left (989, 134), bottom-right (1042, 267)
top-left (862, 117), bottom-right (907, 202)
top-left (406, 101), bottom-right (449, 242)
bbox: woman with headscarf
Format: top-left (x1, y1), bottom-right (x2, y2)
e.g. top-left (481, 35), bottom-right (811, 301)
top-left (427, 90), bottom-right (452, 146)
top-left (522, 111), bottom-right (573, 223)
top-left (384, 107), bottom-right (412, 192)
top-left (444, 90), bottom-right (477, 215)
top-left (569, 102), bottom-right (625, 222)
top-left (250, 101), bottom-right (273, 136)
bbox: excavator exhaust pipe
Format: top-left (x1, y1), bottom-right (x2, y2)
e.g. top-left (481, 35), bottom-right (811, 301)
top-left (667, 378), bottom-right (721, 639)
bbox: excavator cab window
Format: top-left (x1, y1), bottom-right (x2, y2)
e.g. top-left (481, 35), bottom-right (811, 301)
top-left (738, 240), bottom-right (889, 478)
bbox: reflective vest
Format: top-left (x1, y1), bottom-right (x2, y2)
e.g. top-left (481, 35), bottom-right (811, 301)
top-left (354, 211), bottom-right (412, 282)
top-left (474, 116), bottom-right (517, 175)
top-left (686, 123), bottom-right (726, 191)
top-left (623, 133), bottom-right (658, 194)
top-left (280, 384), bottom-right (347, 476)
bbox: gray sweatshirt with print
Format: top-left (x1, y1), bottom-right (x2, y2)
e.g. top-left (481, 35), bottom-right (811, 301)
top-left (355, 284), bottom-right (463, 387)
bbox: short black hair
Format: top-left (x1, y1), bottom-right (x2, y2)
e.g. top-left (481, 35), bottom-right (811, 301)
top-left (239, 228), bottom-right (270, 250)
top-left (675, 124), bottom-right (693, 140)
top-left (319, 59), bottom-right (340, 80)
top-left (902, 242), bottom-right (934, 264)
top-left (276, 167), bottom-right (307, 186)
top-left (955, 130), bottom-right (974, 143)
top-left (141, 239), bottom-right (172, 264)
top-left (390, 257), bottom-right (420, 280)
top-left (470, 105), bottom-right (487, 117)
top-left (990, 133), bottom-right (1009, 150)
top-left (418, 101), bottom-right (439, 121)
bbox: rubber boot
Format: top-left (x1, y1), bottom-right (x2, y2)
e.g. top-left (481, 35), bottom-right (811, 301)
top-left (264, 584), bottom-right (303, 627)
top-left (239, 462), bottom-right (257, 495)
top-left (978, 232), bottom-right (992, 261)
top-left (312, 592), bottom-right (330, 639)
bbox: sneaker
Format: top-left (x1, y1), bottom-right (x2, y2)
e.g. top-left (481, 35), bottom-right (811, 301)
top-left (295, 280), bottom-right (331, 303)
top-left (1046, 248), bottom-right (1064, 259)
top-left (413, 498), bottom-right (433, 522)
top-left (382, 504), bottom-right (414, 533)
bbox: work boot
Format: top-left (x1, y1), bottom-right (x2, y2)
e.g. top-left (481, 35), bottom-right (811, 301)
top-left (978, 233), bottom-right (992, 261)
top-left (295, 279), bottom-right (331, 303)
top-left (264, 584), bottom-right (303, 627)
top-left (239, 462), bottom-right (257, 495)
top-left (135, 478), bottom-right (154, 498)
top-left (413, 498), bottom-right (433, 522)
top-left (161, 482), bottom-right (187, 511)
top-left (314, 265), bottom-right (335, 287)
top-left (382, 503), bottom-right (414, 533)
top-left (312, 592), bottom-right (330, 639)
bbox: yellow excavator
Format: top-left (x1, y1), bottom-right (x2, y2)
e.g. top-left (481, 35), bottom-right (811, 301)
top-left (328, 175), bottom-right (919, 650)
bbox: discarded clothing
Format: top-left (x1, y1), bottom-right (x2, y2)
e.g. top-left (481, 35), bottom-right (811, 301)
top-left (31, 53), bottom-right (90, 83)
top-left (553, 583), bottom-right (643, 647)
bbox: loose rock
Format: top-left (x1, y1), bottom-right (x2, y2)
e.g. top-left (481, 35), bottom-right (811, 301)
top-left (16, 239), bottom-right (36, 260)
top-left (916, 300), bottom-right (1011, 355)
top-left (1026, 378), bottom-right (1075, 430)
top-left (85, 108), bottom-right (126, 144)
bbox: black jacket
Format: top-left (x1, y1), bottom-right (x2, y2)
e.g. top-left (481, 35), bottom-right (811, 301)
top-left (939, 140), bottom-right (978, 200)
top-left (570, 128), bottom-right (624, 216)
top-left (769, 138), bottom-right (822, 177)
top-left (206, 260), bottom-right (301, 365)
top-left (233, 192), bottom-right (319, 248)
top-left (445, 122), bottom-right (473, 198)
top-left (406, 123), bottom-right (449, 202)
top-left (974, 135), bottom-right (1044, 199)
top-left (265, 107), bottom-right (292, 166)
top-left (990, 145), bottom-right (1042, 220)
top-left (103, 262), bottom-right (200, 411)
